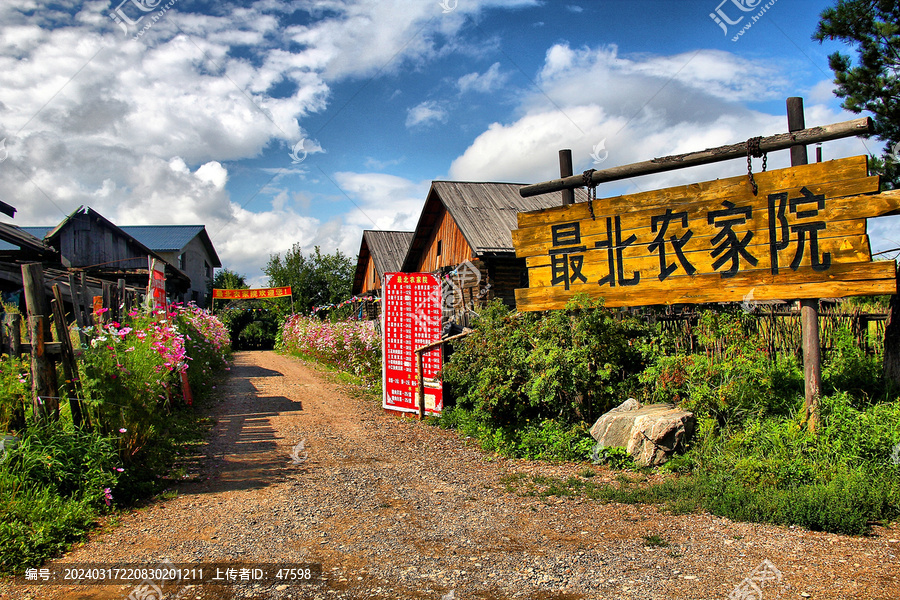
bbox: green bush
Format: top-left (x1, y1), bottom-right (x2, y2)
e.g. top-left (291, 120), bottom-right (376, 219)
top-left (443, 297), bottom-right (646, 430)
top-left (0, 421), bottom-right (119, 573)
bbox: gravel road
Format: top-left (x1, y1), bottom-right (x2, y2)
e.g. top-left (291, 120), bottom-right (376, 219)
top-left (2, 350), bottom-right (898, 600)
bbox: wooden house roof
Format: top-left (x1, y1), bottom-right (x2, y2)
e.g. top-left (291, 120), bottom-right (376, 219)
top-left (401, 181), bottom-right (586, 271)
top-left (45, 206), bottom-right (191, 289)
top-left (352, 230), bottom-right (414, 294)
top-left (0, 223), bottom-right (55, 256)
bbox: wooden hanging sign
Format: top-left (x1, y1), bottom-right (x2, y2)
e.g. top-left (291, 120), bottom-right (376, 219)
top-left (512, 156), bottom-right (900, 312)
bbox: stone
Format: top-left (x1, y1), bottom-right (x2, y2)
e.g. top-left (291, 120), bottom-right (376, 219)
top-left (589, 399), bottom-right (695, 467)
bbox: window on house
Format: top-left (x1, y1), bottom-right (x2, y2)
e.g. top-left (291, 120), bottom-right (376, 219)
top-left (205, 261), bottom-right (211, 278)
top-left (436, 240), bottom-right (442, 256)
top-left (178, 253), bottom-right (185, 270)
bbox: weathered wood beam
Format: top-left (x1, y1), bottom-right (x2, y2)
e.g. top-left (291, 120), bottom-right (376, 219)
top-left (519, 117), bottom-right (873, 197)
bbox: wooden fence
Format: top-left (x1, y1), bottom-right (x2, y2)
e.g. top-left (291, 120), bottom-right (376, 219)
top-left (648, 304), bottom-right (887, 357)
top-left (1, 263), bottom-right (143, 427)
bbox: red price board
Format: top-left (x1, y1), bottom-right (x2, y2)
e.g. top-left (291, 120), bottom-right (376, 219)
top-left (382, 272), bottom-right (443, 415)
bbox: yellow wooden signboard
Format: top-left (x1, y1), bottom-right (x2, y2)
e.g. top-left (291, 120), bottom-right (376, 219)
top-left (512, 156), bottom-right (900, 312)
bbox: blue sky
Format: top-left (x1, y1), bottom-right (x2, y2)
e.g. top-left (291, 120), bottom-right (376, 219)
top-left (0, 0), bottom-right (896, 285)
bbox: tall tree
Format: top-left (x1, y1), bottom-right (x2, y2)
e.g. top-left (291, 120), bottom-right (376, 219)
top-left (209, 268), bottom-right (247, 293)
top-left (265, 245), bottom-right (354, 314)
top-left (814, 0), bottom-right (900, 188)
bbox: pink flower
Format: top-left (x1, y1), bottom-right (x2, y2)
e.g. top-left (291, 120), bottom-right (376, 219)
top-left (103, 487), bottom-right (112, 506)
top-left (119, 428), bottom-right (127, 433)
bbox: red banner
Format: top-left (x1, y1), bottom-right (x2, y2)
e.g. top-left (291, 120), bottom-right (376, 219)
top-left (382, 272), bottom-right (443, 415)
top-left (148, 257), bottom-right (167, 312)
top-left (212, 286), bottom-right (292, 300)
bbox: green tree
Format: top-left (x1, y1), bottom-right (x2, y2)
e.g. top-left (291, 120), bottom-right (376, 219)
top-left (209, 268), bottom-right (247, 293)
top-left (264, 245), bottom-right (354, 315)
top-left (814, 0), bottom-right (900, 187)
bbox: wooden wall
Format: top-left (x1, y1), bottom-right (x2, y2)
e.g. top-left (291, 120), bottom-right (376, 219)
top-left (412, 205), bottom-right (474, 273)
top-left (59, 213), bottom-right (147, 271)
top-left (360, 256), bottom-right (379, 294)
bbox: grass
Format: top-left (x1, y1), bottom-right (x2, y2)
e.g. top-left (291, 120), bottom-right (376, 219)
top-left (499, 471), bottom-right (704, 515)
top-left (642, 534), bottom-right (670, 547)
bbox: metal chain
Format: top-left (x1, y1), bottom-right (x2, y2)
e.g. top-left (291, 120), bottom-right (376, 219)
top-left (746, 137), bottom-right (763, 195)
top-left (582, 169), bottom-right (596, 220)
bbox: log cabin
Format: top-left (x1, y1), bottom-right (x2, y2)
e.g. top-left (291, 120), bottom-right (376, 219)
top-left (352, 230), bottom-right (415, 297)
top-left (400, 181), bottom-right (583, 321)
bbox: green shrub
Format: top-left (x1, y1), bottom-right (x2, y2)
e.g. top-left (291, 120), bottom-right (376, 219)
top-left (0, 421), bottom-right (119, 573)
top-left (443, 297), bottom-right (646, 430)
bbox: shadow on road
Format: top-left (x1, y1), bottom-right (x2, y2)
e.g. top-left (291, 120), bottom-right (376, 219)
top-left (189, 354), bottom-right (304, 494)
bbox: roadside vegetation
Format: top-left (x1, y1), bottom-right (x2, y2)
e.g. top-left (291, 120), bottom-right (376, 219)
top-left (0, 304), bottom-right (231, 575)
top-left (278, 295), bottom-right (900, 535)
top-left (441, 298), bottom-right (900, 536)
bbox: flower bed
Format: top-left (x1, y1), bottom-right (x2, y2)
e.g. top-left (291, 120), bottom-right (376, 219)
top-left (278, 316), bottom-right (381, 386)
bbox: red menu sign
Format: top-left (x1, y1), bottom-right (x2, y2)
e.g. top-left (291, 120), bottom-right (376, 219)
top-left (382, 272), bottom-right (443, 415)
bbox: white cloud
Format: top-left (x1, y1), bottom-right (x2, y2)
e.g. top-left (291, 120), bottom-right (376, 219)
top-left (0, 0), bottom-right (546, 282)
top-left (457, 62), bottom-right (507, 94)
top-left (333, 172), bottom-right (428, 233)
top-left (406, 100), bottom-right (448, 129)
top-left (449, 42), bottom-right (871, 199)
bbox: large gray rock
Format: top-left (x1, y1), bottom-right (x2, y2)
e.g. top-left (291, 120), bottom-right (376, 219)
top-left (590, 399), bottom-right (695, 467)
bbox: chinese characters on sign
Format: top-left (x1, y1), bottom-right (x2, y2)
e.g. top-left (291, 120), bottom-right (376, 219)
top-left (382, 273), bottom-right (443, 415)
top-left (212, 286), bottom-right (292, 300)
top-left (513, 156), bottom-right (900, 311)
top-left (148, 257), bottom-right (167, 312)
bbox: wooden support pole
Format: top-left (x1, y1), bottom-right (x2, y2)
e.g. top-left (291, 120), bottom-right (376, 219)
top-left (118, 278), bottom-right (126, 319)
top-left (79, 272), bottom-right (92, 327)
top-left (520, 117), bottom-right (873, 197)
top-left (52, 285), bottom-right (85, 428)
top-left (22, 263), bottom-right (59, 421)
top-left (416, 350), bottom-right (425, 421)
top-left (414, 330), bottom-right (473, 420)
top-left (559, 149), bottom-right (575, 206)
top-left (787, 97), bottom-right (822, 433)
top-left (883, 263), bottom-right (900, 389)
top-left (3, 313), bottom-right (21, 357)
top-left (67, 272), bottom-right (86, 336)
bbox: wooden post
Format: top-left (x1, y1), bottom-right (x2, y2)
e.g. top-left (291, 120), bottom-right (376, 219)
top-left (884, 263), bottom-right (900, 389)
top-left (79, 272), bottom-right (93, 327)
top-left (416, 350), bottom-right (425, 420)
top-left (117, 278), bottom-right (126, 318)
top-left (559, 149), bottom-right (575, 206)
top-left (788, 97), bottom-right (822, 433)
top-left (102, 282), bottom-right (113, 324)
top-left (67, 272), bottom-right (86, 334)
top-left (52, 285), bottom-right (85, 428)
top-left (3, 313), bottom-right (21, 357)
top-left (22, 263), bottom-right (59, 421)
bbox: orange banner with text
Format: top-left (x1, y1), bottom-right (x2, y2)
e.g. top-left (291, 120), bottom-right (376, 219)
top-left (212, 286), bottom-right (292, 300)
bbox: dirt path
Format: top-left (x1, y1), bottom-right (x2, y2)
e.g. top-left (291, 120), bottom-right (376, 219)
top-left (2, 351), bottom-right (898, 599)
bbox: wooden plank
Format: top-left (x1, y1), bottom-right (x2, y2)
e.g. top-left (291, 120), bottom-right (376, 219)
top-left (52, 285), bottom-right (84, 428)
top-left (513, 185), bottom-right (896, 258)
top-left (517, 156), bottom-right (872, 228)
top-left (515, 261), bottom-right (896, 311)
top-left (514, 201), bottom-right (878, 261)
top-left (524, 234), bottom-right (873, 288)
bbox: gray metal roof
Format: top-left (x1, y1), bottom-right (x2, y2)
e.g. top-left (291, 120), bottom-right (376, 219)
top-left (402, 182), bottom-right (587, 270)
top-left (119, 225), bottom-right (221, 267)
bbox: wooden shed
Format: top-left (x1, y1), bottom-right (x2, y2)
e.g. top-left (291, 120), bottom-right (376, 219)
top-left (401, 182), bottom-right (581, 316)
top-left (42, 206), bottom-right (190, 294)
top-left (352, 230), bottom-right (415, 296)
